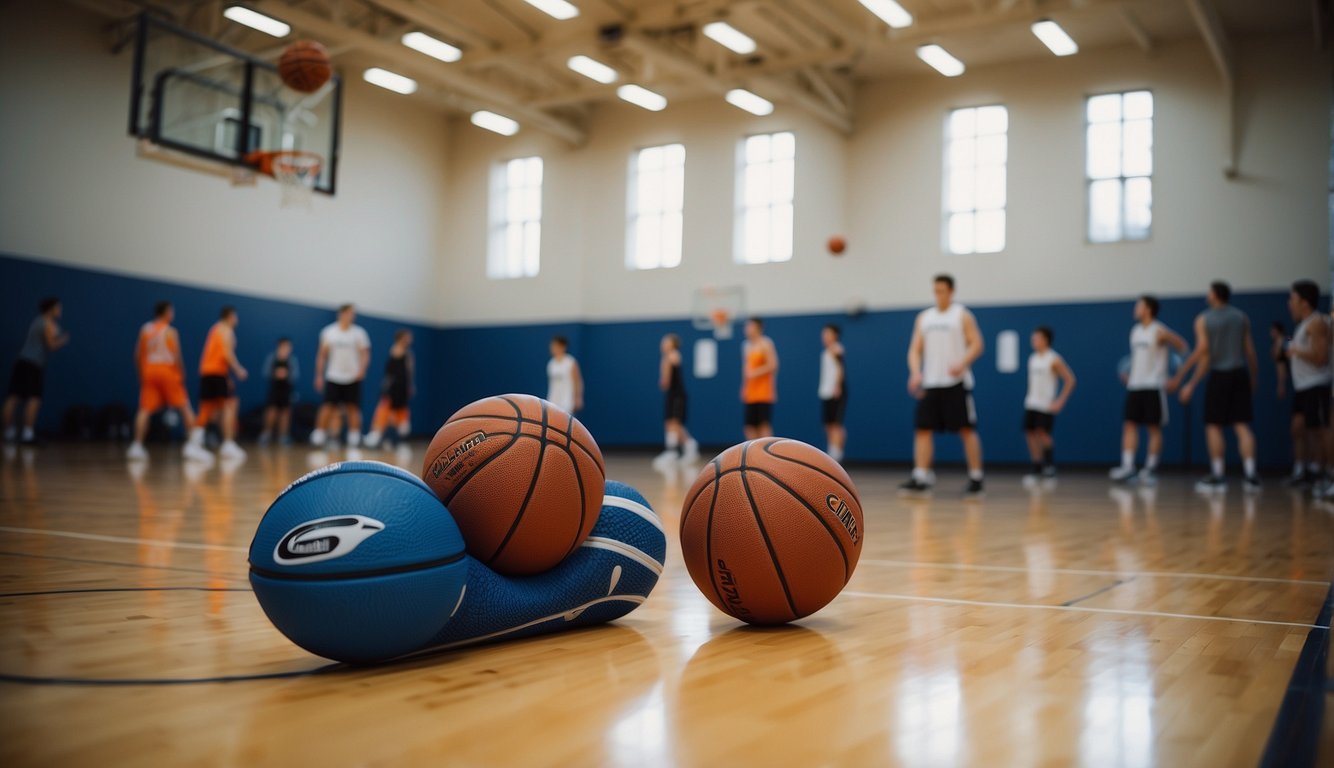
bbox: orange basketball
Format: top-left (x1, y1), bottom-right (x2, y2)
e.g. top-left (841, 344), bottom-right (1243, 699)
top-left (827, 235), bottom-right (847, 255)
top-left (421, 394), bottom-right (604, 575)
top-left (278, 40), bottom-right (332, 93)
top-left (680, 438), bottom-right (863, 625)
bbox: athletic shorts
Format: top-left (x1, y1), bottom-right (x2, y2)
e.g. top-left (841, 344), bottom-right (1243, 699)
top-left (140, 365), bottom-right (189, 412)
top-left (1023, 409), bottom-right (1055, 433)
top-left (1293, 384), bottom-right (1332, 429)
top-left (267, 380), bottom-right (293, 408)
top-left (821, 395), bottom-right (847, 425)
top-left (1123, 389), bottom-right (1166, 426)
top-left (743, 402), bottom-right (773, 428)
top-left (383, 381), bottom-right (410, 410)
top-left (325, 381), bottom-right (361, 406)
top-left (915, 384), bottom-right (975, 433)
top-left (1204, 368), bottom-right (1252, 425)
top-left (6, 359), bottom-right (43, 399)
top-left (199, 374), bottom-right (233, 402)
top-left (664, 391), bottom-right (687, 423)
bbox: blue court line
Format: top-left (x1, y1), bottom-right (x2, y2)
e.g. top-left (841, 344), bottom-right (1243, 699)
top-left (1258, 580), bottom-right (1332, 767)
top-left (1060, 577), bottom-right (1133, 607)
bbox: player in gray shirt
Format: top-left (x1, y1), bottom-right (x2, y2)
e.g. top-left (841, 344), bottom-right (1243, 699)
top-left (3, 297), bottom-right (69, 445)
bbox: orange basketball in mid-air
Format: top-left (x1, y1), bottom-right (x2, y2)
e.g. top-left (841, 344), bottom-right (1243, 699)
top-left (421, 394), bottom-right (604, 575)
top-left (827, 235), bottom-right (847, 255)
top-left (680, 438), bottom-right (864, 625)
top-left (278, 40), bottom-right (332, 93)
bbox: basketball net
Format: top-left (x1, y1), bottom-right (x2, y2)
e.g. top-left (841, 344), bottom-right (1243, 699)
top-left (273, 152), bottom-right (322, 208)
top-left (710, 307), bottom-right (733, 340)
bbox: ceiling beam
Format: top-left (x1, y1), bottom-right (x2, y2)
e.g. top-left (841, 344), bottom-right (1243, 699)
top-left (252, 0), bottom-right (586, 145)
top-left (362, 0), bottom-right (494, 51)
top-left (1183, 0), bottom-right (1238, 177)
top-left (1118, 7), bottom-right (1154, 53)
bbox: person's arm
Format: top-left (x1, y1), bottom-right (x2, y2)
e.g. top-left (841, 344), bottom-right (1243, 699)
top-left (224, 328), bottom-right (248, 380)
top-left (263, 352), bottom-right (275, 381)
top-left (572, 359), bottom-right (584, 411)
top-left (134, 331), bottom-right (144, 379)
top-left (358, 334), bottom-right (371, 381)
top-left (747, 341), bottom-right (778, 379)
top-left (834, 343), bottom-right (845, 398)
top-left (1051, 357), bottom-right (1077, 413)
top-left (314, 339), bottom-right (328, 392)
top-left (170, 329), bottom-right (185, 378)
top-left (1177, 316), bottom-right (1209, 401)
top-left (907, 317), bottom-right (925, 395)
top-left (659, 354), bottom-right (671, 391)
top-left (289, 355), bottom-right (299, 384)
top-left (44, 319), bottom-right (68, 351)
top-left (407, 351), bottom-right (416, 399)
top-left (949, 311), bottom-right (984, 378)
top-left (1243, 320), bottom-right (1258, 391)
top-left (1291, 317), bottom-right (1330, 367)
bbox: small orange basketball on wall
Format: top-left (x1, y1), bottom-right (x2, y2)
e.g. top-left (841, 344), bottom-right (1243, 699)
top-left (827, 236), bottom-right (847, 255)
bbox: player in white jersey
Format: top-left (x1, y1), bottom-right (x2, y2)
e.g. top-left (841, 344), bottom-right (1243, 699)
top-left (1109, 295), bottom-right (1188, 484)
top-left (900, 274), bottom-right (985, 497)
top-left (547, 335), bottom-right (583, 414)
top-left (310, 304), bottom-right (371, 451)
top-left (818, 324), bottom-right (847, 462)
top-left (1284, 280), bottom-right (1331, 491)
top-left (1022, 326), bottom-right (1076, 484)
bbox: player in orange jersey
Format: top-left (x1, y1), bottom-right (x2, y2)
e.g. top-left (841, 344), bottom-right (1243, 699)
top-left (741, 317), bottom-right (779, 440)
top-left (127, 301), bottom-right (213, 463)
top-left (196, 306), bottom-right (248, 460)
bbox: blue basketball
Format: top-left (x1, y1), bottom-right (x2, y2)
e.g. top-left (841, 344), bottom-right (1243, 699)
top-left (249, 461), bottom-right (468, 664)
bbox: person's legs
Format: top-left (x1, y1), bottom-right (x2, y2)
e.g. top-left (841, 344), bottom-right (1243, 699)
top-left (132, 408), bottom-right (153, 445)
top-left (366, 398), bottom-right (390, 448)
top-left (1122, 422), bottom-right (1139, 463)
top-left (2, 395), bottom-right (17, 437)
top-left (261, 406), bottom-right (276, 439)
top-left (21, 398), bottom-right (40, 438)
top-left (277, 407), bottom-right (291, 441)
top-left (1146, 426), bottom-right (1162, 466)
top-left (913, 430), bottom-right (933, 472)
top-left (1235, 424), bottom-right (1257, 480)
top-left (961, 428), bottom-right (983, 475)
top-left (1291, 414), bottom-right (1307, 478)
top-left (1206, 425), bottom-right (1225, 477)
top-left (1025, 430), bottom-right (1043, 465)
top-left (345, 404), bottom-right (363, 446)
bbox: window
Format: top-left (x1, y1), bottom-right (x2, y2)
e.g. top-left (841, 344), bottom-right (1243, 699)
top-left (627, 144), bottom-right (685, 270)
top-left (488, 156), bottom-right (543, 279)
top-left (1086, 90), bottom-right (1152, 243)
top-left (736, 131), bottom-right (794, 264)
top-left (943, 105), bottom-right (1007, 254)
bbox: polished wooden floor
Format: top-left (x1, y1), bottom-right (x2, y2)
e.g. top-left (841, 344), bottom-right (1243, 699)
top-left (1, 443), bottom-right (1331, 767)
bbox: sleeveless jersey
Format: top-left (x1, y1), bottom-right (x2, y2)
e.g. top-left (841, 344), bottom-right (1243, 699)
top-left (743, 340), bottom-right (776, 404)
top-left (200, 323), bottom-right (231, 376)
top-left (547, 355), bottom-right (577, 412)
top-left (138, 321), bottom-right (177, 369)
top-left (1291, 314), bottom-right (1332, 390)
top-left (1127, 320), bottom-right (1169, 390)
top-left (1024, 350), bottom-right (1063, 412)
top-left (1202, 305), bottom-right (1248, 372)
top-left (818, 347), bottom-right (843, 400)
top-left (919, 303), bottom-right (973, 389)
top-left (666, 359), bottom-right (685, 395)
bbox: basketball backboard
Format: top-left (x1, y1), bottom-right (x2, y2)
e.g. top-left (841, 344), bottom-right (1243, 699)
top-left (128, 14), bottom-right (342, 194)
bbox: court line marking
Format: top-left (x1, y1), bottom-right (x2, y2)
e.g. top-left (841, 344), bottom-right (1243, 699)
top-left (860, 558), bottom-right (1331, 586)
top-left (843, 591), bottom-right (1331, 629)
top-left (0, 526), bottom-right (247, 553)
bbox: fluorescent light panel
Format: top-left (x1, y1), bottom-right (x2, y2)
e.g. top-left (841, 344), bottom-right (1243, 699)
top-left (724, 88), bottom-right (773, 116)
top-left (523, 0), bottom-right (579, 20)
top-left (916, 44), bottom-right (964, 77)
top-left (1031, 19), bottom-right (1078, 56)
top-left (222, 6), bottom-right (290, 37)
top-left (617, 84), bottom-right (667, 111)
top-left (471, 111), bottom-right (520, 136)
top-left (702, 21), bottom-right (757, 55)
top-left (857, 0), bottom-right (913, 29)
top-left (402, 31), bottom-right (461, 62)
top-left (363, 67), bottom-right (418, 95)
top-left (567, 55), bottom-right (618, 84)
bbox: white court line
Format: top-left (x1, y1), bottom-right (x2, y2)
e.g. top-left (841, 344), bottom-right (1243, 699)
top-left (843, 591), bottom-right (1330, 629)
top-left (0, 526), bottom-right (248, 553)
top-left (860, 558), bottom-right (1330, 587)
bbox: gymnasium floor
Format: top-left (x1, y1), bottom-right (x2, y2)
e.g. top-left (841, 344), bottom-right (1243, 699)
top-left (1, 444), bottom-right (1331, 767)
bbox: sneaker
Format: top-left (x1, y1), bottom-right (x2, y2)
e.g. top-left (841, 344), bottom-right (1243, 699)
top-left (1022, 473), bottom-right (1041, 488)
top-left (963, 478), bottom-right (985, 497)
top-left (19, 435), bottom-right (40, 447)
top-left (220, 440), bottom-right (246, 460)
top-left (279, 435), bottom-right (292, 446)
top-left (652, 450), bottom-right (678, 468)
top-left (309, 428), bottom-right (327, 448)
top-left (1109, 465), bottom-right (1137, 483)
top-left (682, 439), bottom-right (700, 462)
top-left (257, 432), bottom-right (271, 447)
top-left (1242, 474), bottom-right (1262, 494)
top-left (183, 442), bottom-right (215, 464)
top-left (1041, 465), bottom-right (1058, 479)
top-left (364, 431), bottom-right (383, 450)
top-left (126, 442), bottom-right (148, 461)
top-left (1194, 475), bottom-right (1226, 494)
top-left (1314, 479), bottom-right (1334, 499)
top-left (2, 427), bottom-right (15, 443)
top-left (1286, 471), bottom-right (1312, 488)
top-left (898, 477), bottom-right (933, 496)
top-left (1136, 468), bottom-right (1158, 487)
top-left (345, 447), bottom-right (364, 461)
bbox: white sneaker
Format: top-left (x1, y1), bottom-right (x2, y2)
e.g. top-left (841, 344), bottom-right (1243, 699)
top-left (1137, 468), bottom-right (1158, 487)
top-left (682, 439), bottom-right (700, 462)
top-left (653, 449), bottom-right (678, 466)
top-left (127, 442), bottom-right (148, 461)
top-left (1109, 465), bottom-right (1137, 482)
top-left (183, 442), bottom-right (214, 464)
top-left (309, 429), bottom-right (327, 447)
top-left (364, 431), bottom-right (382, 450)
top-left (220, 440), bottom-right (246, 460)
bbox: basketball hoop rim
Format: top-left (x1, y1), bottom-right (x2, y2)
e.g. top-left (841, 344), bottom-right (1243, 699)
top-left (244, 150), bottom-right (323, 177)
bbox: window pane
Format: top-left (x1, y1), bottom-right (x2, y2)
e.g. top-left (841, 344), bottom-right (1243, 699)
top-left (506, 222), bottom-right (524, 273)
top-left (975, 209), bottom-right (1005, 253)
top-left (948, 212), bottom-right (975, 255)
top-left (948, 108), bottom-right (976, 138)
top-left (665, 164), bottom-right (684, 210)
top-left (1122, 118), bottom-right (1153, 177)
top-left (1087, 123), bottom-right (1122, 179)
top-left (523, 186), bottom-right (542, 221)
top-left (948, 167), bottom-right (975, 213)
top-left (745, 163), bottom-right (771, 206)
top-left (976, 134), bottom-right (1006, 165)
top-left (947, 137), bottom-right (976, 168)
top-left (637, 213), bottom-right (661, 268)
top-left (976, 105), bottom-right (1007, 135)
top-left (523, 221), bottom-right (540, 275)
top-left (745, 206), bottom-right (770, 263)
top-left (975, 165), bottom-right (1006, 210)
top-left (1087, 93), bottom-right (1121, 123)
top-left (639, 145), bottom-right (663, 172)
top-left (1088, 179), bottom-right (1123, 243)
top-left (771, 203), bottom-right (793, 262)
top-left (772, 158), bottom-right (795, 204)
top-left (639, 171), bottom-right (663, 213)
top-left (526, 157), bottom-right (543, 186)
top-left (745, 134), bottom-right (770, 164)
top-left (662, 211), bottom-right (683, 268)
top-left (771, 131), bottom-right (795, 160)
top-left (507, 159), bottom-right (525, 187)
top-left (664, 143), bottom-right (685, 167)
top-left (1123, 90), bottom-right (1153, 120)
top-left (1124, 177), bottom-right (1152, 240)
